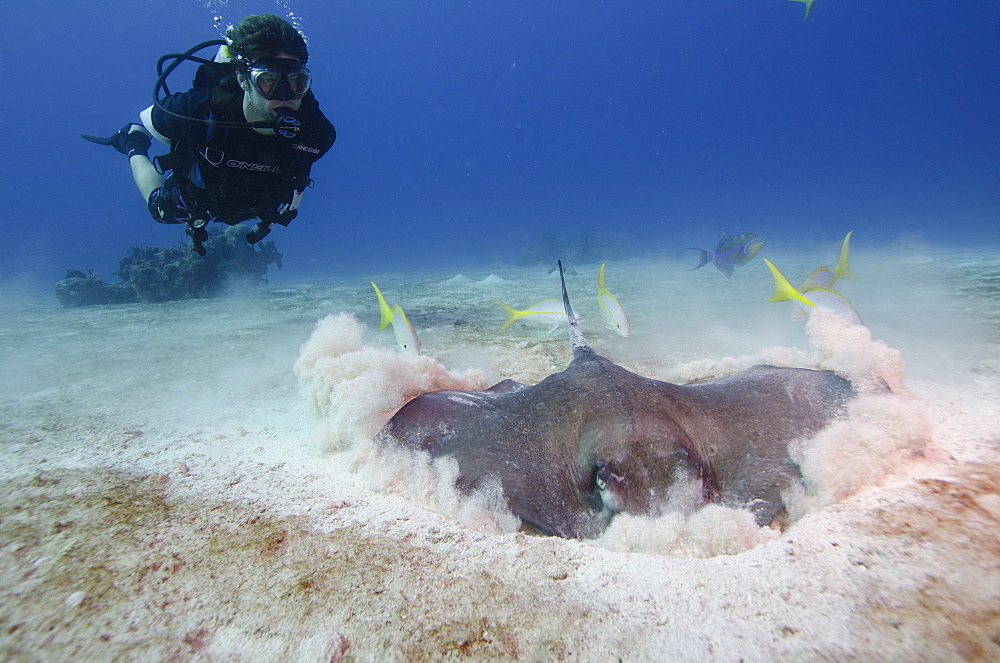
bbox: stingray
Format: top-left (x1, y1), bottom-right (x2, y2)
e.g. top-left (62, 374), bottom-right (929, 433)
top-left (377, 262), bottom-right (855, 539)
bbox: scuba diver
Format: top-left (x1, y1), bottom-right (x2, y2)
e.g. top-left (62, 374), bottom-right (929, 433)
top-left (83, 14), bottom-right (336, 256)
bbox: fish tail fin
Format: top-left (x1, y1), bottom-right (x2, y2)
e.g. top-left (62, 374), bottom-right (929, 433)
top-left (493, 298), bottom-right (524, 332)
top-left (371, 282), bottom-right (393, 331)
top-left (686, 249), bottom-right (711, 271)
top-left (791, 0), bottom-right (814, 21)
top-left (558, 260), bottom-right (590, 356)
top-left (597, 262), bottom-right (619, 316)
top-left (803, 0), bottom-right (815, 21)
top-left (834, 230), bottom-right (860, 282)
top-left (764, 259), bottom-right (814, 307)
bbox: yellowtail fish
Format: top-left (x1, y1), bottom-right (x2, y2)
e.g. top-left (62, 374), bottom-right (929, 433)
top-left (494, 298), bottom-right (570, 333)
top-left (800, 231), bottom-right (859, 289)
top-left (597, 263), bottom-right (630, 337)
top-left (764, 258), bottom-right (863, 326)
top-left (371, 282), bottom-right (421, 354)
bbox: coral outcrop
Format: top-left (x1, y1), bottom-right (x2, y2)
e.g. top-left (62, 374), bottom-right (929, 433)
top-left (55, 225), bottom-right (282, 307)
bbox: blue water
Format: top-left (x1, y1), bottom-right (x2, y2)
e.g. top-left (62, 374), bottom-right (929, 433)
top-left (1, 0), bottom-right (997, 286)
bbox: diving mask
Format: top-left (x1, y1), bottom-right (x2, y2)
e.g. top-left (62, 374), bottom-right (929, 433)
top-left (247, 58), bottom-right (311, 101)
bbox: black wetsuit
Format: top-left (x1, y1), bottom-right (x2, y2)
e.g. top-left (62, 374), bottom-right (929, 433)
top-left (148, 86), bottom-right (335, 230)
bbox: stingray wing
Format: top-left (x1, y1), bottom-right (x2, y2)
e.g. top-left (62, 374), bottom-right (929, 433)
top-left (377, 378), bottom-right (603, 538)
top-left (669, 365), bottom-right (854, 523)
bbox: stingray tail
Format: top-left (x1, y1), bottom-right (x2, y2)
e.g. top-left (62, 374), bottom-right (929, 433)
top-left (557, 260), bottom-right (590, 356)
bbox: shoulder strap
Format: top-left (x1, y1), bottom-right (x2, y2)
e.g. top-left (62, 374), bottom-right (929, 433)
top-left (192, 61), bottom-right (243, 117)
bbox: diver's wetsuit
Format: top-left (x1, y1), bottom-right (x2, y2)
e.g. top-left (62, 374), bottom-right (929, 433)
top-left (148, 85), bottom-right (335, 249)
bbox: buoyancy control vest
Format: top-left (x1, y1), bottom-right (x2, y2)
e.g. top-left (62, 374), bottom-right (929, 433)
top-left (153, 50), bottom-right (323, 220)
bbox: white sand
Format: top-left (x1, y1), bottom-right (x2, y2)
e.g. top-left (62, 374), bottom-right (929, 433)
top-left (2, 251), bottom-right (998, 660)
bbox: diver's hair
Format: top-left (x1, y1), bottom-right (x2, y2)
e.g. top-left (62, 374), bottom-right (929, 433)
top-left (226, 13), bottom-right (308, 65)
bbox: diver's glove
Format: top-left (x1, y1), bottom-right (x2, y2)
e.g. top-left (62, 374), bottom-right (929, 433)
top-left (245, 210), bottom-right (297, 245)
top-left (81, 123), bottom-right (152, 158)
top-left (245, 190), bottom-right (303, 245)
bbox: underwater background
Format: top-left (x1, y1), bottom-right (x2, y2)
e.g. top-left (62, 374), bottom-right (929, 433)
top-left (1, 0), bottom-right (997, 284)
top-left (2, 2), bottom-right (1000, 658)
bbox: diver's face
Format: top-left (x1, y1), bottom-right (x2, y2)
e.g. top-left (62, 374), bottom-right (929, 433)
top-left (239, 54), bottom-right (304, 131)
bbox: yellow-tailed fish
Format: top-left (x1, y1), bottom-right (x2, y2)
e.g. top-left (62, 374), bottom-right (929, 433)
top-left (800, 231), bottom-right (859, 289)
top-left (791, 0), bottom-right (815, 22)
top-left (597, 263), bottom-right (630, 337)
top-left (764, 258), bottom-right (863, 325)
top-left (371, 282), bottom-right (421, 354)
top-left (494, 298), bottom-right (569, 333)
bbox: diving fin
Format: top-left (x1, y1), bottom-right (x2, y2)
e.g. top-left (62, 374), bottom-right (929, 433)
top-left (80, 132), bottom-right (119, 146)
top-left (81, 123), bottom-right (151, 157)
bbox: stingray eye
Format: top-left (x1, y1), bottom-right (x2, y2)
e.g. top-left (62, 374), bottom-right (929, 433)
top-left (593, 467), bottom-right (625, 512)
top-left (595, 468), bottom-right (611, 491)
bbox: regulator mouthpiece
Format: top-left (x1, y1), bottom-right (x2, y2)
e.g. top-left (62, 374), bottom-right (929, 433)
top-left (274, 108), bottom-right (301, 139)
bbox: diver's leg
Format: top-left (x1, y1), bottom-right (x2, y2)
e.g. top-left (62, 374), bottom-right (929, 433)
top-left (245, 219), bottom-right (272, 244)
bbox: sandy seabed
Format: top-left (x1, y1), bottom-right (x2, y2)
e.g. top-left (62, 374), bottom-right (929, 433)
top-left (2, 250), bottom-right (999, 661)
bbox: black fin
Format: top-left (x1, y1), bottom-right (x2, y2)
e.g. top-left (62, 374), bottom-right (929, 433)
top-left (80, 132), bottom-right (118, 146)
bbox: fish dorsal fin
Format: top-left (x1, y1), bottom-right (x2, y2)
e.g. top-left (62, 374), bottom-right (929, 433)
top-left (558, 260), bottom-right (591, 358)
top-left (835, 230), bottom-right (860, 282)
top-left (713, 231), bottom-right (733, 253)
top-left (804, 265), bottom-right (834, 289)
